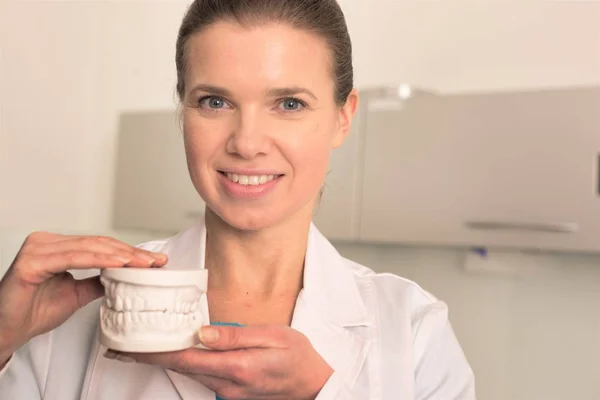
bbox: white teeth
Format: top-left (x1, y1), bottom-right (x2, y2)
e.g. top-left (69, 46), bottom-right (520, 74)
top-left (134, 296), bottom-right (144, 310)
top-left (225, 173), bottom-right (277, 186)
top-left (125, 312), bottom-right (133, 327)
top-left (101, 279), bottom-right (205, 333)
top-left (124, 296), bottom-right (132, 311)
top-left (108, 282), bottom-right (116, 298)
top-left (102, 309), bottom-right (206, 333)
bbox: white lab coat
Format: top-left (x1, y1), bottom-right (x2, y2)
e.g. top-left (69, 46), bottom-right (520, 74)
top-left (0, 219), bottom-right (476, 399)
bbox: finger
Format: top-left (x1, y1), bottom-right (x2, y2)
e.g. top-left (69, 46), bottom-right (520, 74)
top-left (29, 237), bottom-right (167, 266)
top-left (113, 348), bottom-right (209, 372)
top-left (73, 275), bottom-right (105, 308)
top-left (22, 231), bottom-right (75, 245)
top-left (112, 348), bottom-right (244, 381)
top-left (198, 325), bottom-right (289, 351)
top-left (82, 236), bottom-right (168, 263)
top-left (22, 251), bottom-right (141, 279)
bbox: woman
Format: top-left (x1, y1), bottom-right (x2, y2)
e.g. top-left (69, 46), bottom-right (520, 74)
top-left (0, 0), bottom-right (476, 399)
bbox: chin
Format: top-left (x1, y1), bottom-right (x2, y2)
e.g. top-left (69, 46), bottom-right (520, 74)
top-left (223, 214), bottom-right (275, 232)
top-left (206, 199), bottom-right (315, 233)
top-left (207, 204), bottom-right (286, 232)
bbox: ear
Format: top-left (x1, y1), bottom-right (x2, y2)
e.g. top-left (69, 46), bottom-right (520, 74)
top-left (332, 88), bottom-right (359, 148)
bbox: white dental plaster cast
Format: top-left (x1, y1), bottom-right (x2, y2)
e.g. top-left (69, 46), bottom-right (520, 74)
top-left (99, 267), bottom-right (208, 353)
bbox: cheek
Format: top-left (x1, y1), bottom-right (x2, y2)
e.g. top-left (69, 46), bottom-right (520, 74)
top-left (286, 120), bottom-right (335, 180)
top-left (183, 116), bottom-right (225, 165)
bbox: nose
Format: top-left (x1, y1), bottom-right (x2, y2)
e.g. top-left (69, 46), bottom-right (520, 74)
top-left (226, 108), bottom-right (271, 159)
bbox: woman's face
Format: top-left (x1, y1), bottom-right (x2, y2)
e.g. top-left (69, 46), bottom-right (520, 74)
top-left (181, 20), bottom-right (357, 231)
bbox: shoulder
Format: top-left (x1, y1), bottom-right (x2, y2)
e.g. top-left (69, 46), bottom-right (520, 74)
top-left (339, 257), bottom-right (467, 368)
top-left (133, 218), bottom-right (203, 252)
top-left (341, 257), bottom-right (476, 398)
top-left (341, 256), bottom-right (445, 324)
top-left (135, 238), bottom-right (171, 252)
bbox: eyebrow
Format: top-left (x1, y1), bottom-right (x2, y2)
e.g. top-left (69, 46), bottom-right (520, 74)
top-left (189, 84), bottom-right (318, 100)
top-left (189, 84), bottom-right (232, 97)
top-left (267, 87), bottom-right (318, 100)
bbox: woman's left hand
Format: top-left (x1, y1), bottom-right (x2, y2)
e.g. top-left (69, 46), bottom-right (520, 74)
top-left (104, 325), bottom-right (333, 400)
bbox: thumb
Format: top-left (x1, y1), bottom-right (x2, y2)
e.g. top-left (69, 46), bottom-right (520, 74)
top-left (73, 275), bottom-right (105, 308)
top-left (197, 325), bottom-right (285, 350)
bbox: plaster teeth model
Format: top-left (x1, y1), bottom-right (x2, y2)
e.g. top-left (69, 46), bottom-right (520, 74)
top-left (99, 267), bottom-right (208, 353)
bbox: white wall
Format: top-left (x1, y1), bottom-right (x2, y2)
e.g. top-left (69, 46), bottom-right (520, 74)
top-left (2, 1), bottom-right (600, 399)
top-left (1, 1), bottom-right (191, 232)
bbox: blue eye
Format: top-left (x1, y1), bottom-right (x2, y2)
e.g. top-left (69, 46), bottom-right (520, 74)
top-left (279, 98), bottom-right (305, 111)
top-left (199, 96), bottom-right (227, 109)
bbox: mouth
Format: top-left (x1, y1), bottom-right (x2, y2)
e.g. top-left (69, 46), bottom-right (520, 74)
top-left (218, 170), bottom-right (283, 186)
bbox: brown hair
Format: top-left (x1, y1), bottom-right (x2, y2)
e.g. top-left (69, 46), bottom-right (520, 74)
top-left (175, 0), bottom-right (353, 106)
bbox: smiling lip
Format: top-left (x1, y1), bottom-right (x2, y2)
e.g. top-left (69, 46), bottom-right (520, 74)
top-left (217, 169), bottom-right (283, 199)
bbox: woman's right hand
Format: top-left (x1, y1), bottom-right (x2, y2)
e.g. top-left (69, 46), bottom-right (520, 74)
top-left (0, 231), bottom-right (168, 363)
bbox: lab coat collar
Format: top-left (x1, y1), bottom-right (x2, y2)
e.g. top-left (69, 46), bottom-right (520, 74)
top-left (299, 222), bottom-right (371, 327)
top-left (159, 218), bottom-right (373, 398)
top-left (161, 218), bottom-right (371, 328)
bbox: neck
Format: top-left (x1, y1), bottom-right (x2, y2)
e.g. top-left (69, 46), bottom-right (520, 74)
top-left (203, 208), bottom-right (311, 300)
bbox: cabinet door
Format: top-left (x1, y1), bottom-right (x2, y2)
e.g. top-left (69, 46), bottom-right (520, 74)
top-left (112, 111), bottom-right (205, 233)
top-left (312, 109), bottom-right (364, 241)
top-left (359, 87), bottom-right (600, 252)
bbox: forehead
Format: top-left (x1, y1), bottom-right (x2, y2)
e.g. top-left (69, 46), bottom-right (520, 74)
top-left (183, 20), bottom-right (334, 93)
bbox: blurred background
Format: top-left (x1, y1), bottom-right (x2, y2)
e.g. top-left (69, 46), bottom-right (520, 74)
top-left (1, 1), bottom-right (600, 398)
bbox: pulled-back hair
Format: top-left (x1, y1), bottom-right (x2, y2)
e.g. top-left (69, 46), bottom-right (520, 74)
top-left (175, 0), bottom-right (353, 106)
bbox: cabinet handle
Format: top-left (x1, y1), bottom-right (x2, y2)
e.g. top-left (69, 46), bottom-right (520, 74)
top-left (465, 220), bottom-right (579, 233)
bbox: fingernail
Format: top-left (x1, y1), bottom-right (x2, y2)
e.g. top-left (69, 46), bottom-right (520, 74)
top-left (153, 252), bottom-right (168, 261)
top-left (198, 327), bottom-right (220, 344)
top-left (104, 350), bottom-right (135, 363)
top-left (138, 253), bottom-right (157, 264)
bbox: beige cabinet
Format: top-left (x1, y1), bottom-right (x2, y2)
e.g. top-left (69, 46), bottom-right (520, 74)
top-left (358, 86), bottom-right (600, 252)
